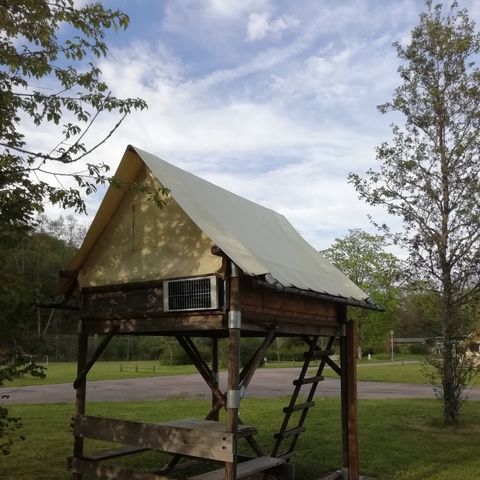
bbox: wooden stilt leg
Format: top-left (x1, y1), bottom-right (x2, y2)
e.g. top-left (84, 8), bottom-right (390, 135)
top-left (211, 337), bottom-right (219, 421)
top-left (226, 262), bottom-right (241, 480)
top-left (72, 332), bottom-right (88, 480)
top-left (339, 306), bottom-right (359, 480)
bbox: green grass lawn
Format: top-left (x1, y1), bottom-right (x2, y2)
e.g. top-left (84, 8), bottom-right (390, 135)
top-left (322, 362), bottom-right (429, 384)
top-left (322, 361), bottom-right (480, 386)
top-left (2, 398), bottom-right (480, 480)
top-left (3, 358), bottom-right (479, 387)
top-left (2, 361), bottom-right (197, 387)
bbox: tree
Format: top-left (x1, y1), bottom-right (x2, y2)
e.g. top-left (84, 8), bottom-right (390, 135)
top-left (0, 350), bottom-right (45, 455)
top-left (321, 229), bottom-right (402, 354)
top-left (0, 0), bottom-right (147, 238)
top-left (349, 1), bottom-right (480, 424)
top-left (396, 283), bottom-right (442, 339)
top-left (0, 0), bottom-right (146, 452)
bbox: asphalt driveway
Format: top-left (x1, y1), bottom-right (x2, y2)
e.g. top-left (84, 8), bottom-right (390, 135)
top-left (3, 368), bottom-right (480, 404)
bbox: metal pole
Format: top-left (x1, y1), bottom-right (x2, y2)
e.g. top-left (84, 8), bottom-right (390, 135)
top-left (390, 330), bottom-right (394, 363)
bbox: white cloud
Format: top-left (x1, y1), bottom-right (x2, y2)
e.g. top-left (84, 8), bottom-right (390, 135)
top-left (204, 0), bottom-right (270, 18)
top-left (246, 12), bottom-right (300, 42)
top-left (20, 0), bottom-right (439, 249)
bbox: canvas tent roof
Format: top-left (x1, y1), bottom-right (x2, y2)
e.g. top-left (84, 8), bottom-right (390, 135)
top-left (60, 145), bottom-right (372, 307)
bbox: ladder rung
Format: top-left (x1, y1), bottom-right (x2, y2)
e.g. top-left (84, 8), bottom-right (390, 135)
top-left (293, 375), bottom-right (324, 386)
top-left (283, 401), bottom-right (315, 413)
top-left (274, 426), bottom-right (305, 439)
top-left (303, 349), bottom-right (334, 359)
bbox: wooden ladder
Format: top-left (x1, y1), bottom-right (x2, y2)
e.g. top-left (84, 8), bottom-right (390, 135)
top-left (271, 335), bottom-right (336, 460)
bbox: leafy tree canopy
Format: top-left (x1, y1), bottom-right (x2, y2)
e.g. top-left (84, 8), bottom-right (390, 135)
top-left (0, 0), bottom-right (147, 241)
top-left (321, 228), bottom-right (402, 352)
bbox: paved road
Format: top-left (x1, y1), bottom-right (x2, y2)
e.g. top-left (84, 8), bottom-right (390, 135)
top-left (3, 368), bottom-right (480, 404)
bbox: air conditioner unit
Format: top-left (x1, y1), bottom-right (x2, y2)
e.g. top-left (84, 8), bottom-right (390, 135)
top-left (163, 276), bottom-right (222, 312)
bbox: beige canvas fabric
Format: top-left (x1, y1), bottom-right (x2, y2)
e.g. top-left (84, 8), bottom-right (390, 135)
top-left (78, 166), bottom-right (222, 287)
top-left (60, 145), bottom-right (368, 304)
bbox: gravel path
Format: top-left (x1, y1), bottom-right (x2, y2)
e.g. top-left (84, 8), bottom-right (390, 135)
top-left (3, 368), bottom-right (480, 404)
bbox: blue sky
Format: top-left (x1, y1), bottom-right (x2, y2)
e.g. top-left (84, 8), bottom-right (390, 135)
top-left (40, 0), bottom-right (480, 249)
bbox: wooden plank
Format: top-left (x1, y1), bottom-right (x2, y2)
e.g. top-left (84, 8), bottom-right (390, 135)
top-left (339, 305), bottom-right (359, 480)
top-left (69, 457), bottom-right (172, 480)
top-left (74, 328), bottom-right (117, 389)
top-left (159, 419), bottom-right (256, 438)
top-left (72, 416), bottom-right (235, 462)
top-left (240, 278), bottom-right (338, 325)
top-left (239, 328), bottom-right (276, 391)
top-left (304, 348), bottom-right (334, 359)
top-left (293, 375), bottom-right (324, 386)
top-left (83, 286), bottom-right (164, 319)
top-left (81, 315), bottom-right (224, 335)
top-left (211, 337), bottom-right (219, 421)
top-left (189, 456), bottom-right (285, 480)
top-left (226, 263), bottom-right (241, 480)
top-left (81, 279), bottom-right (164, 293)
top-left (273, 426), bottom-right (305, 439)
top-left (241, 317), bottom-right (338, 337)
top-left (325, 357), bottom-right (342, 377)
top-left (283, 401), bottom-right (315, 413)
top-left (83, 446), bottom-right (149, 461)
top-left (176, 336), bottom-right (225, 406)
top-left (73, 333), bottom-right (88, 480)
top-left (346, 319), bottom-right (359, 480)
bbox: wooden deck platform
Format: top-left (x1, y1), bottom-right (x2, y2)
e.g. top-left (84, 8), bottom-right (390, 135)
top-left (189, 456), bottom-right (286, 480)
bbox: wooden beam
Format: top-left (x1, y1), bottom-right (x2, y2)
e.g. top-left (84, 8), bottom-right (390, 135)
top-left (73, 333), bottom-right (88, 480)
top-left (241, 317), bottom-right (339, 337)
top-left (73, 328), bottom-right (117, 389)
top-left (189, 456), bottom-right (285, 480)
top-left (81, 315), bottom-right (224, 335)
top-left (325, 356), bottom-right (342, 377)
top-left (226, 262), bottom-right (241, 480)
top-left (339, 305), bottom-right (359, 480)
top-left (83, 446), bottom-right (149, 462)
top-left (176, 336), bottom-right (225, 406)
top-left (69, 457), bottom-right (172, 480)
top-left (72, 416), bottom-right (236, 462)
top-left (239, 328), bottom-right (276, 390)
top-left (346, 319), bottom-right (359, 480)
top-left (240, 278), bottom-right (338, 325)
top-left (211, 337), bottom-right (219, 422)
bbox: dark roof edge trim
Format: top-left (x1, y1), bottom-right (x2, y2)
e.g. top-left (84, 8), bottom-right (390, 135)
top-left (251, 279), bottom-right (383, 311)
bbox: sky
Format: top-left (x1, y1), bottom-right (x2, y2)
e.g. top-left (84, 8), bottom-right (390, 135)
top-left (36, 0), bottom-right (480, 250)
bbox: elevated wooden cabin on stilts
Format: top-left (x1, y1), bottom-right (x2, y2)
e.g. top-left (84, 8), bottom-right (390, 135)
top-left (58, 145), bottom-right (377, 480)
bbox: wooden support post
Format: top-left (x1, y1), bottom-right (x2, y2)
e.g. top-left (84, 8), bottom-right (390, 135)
top-left (226, 261), bottom-right (241, 480)
top-left (339, 306), bottom-right (359, 480)
top-left (176, 336), bottom-right (225, 405)
top-left (73, 331), bottom-right (88, 480)
top-left (73, 328), bottom-right (117, 389)
top-left (211, 337), bottom-right (219, 421)
top-left (239, 328), bottom-right (276, 390)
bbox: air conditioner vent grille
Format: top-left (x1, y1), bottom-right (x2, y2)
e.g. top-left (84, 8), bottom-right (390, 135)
top-left (164, 276), bottom-right (219, 312)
